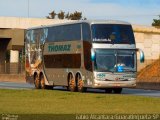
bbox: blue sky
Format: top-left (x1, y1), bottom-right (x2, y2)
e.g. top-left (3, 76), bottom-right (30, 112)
top-left (0, 0), bottom-right (159, 26)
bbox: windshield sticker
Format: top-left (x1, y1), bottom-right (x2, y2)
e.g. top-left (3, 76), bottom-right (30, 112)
top-left (93, 38), bottom-right (111, 42)
top-left (97, 73), bottom-right (106, 79)
top-left (117, 66), bottom-right (124, 72)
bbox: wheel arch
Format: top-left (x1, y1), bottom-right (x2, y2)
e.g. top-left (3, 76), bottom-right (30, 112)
top-left (39, 72), bottom-right (43, 78)
top-left (33, 72), bottom-right (38, 81)
top-left (75, 71), bottom-right (83, 84)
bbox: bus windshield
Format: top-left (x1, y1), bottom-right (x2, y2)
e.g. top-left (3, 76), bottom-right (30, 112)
top-left (95, 49), bottom-right (136, 72)
top-left (91, 24), bottom-right (135, 44)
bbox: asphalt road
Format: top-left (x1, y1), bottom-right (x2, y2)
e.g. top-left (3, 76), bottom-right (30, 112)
top-left (0, 82), bottom-right (160, 97)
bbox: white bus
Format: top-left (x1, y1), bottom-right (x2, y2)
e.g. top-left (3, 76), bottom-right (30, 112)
top-left (25, 20), bottom-right (144, 93)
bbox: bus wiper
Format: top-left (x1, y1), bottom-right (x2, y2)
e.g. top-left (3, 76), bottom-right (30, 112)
top-left (122, 68), bottom-right (134, 72)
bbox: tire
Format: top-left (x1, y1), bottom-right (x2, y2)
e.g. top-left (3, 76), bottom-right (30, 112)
top-left (113, 88), bottom-right (122, 94)
top-left (105, 88), bottom-right (112, 93)
top-left (45, 85), bottom-right (53, 90)
top-left (68, 74), bottom-right (76, 92)
top-left (40, 75), bottom-right (46, 89)
top-left (34, 74), bottom-right (40, 89)
top-left (77, 74), bottom-right (86, 92)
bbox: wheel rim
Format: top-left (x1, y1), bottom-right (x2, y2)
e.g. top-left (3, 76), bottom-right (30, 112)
top-left (78, 75), bottom-right (84, 92)
top-left (35, 75), bottom-right (40, 89)
top-left (40, 75), bottom-right (45, 89)
top-left (69, 74), bottom-right (76, 92)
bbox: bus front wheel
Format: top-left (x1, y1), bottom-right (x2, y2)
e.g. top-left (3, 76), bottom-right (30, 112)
top-left (77, 74), bottom-right (86, 92)
top-left (113, 88), bottom-right (122, 94)
top-left (34, 74), bottom-right (40, 89)
top-left (68, 74), bottom-right (76, 92)
top-left (40, 75), bottom-right (46, 89)
top-left (105, 88), bottom-right (112, 93)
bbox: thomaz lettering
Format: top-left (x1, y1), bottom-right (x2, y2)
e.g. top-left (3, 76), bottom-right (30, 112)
top-left (48, 44), bottom-right (71, 52)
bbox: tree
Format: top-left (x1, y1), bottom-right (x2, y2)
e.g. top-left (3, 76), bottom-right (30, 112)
top-left (152, 15), bottom-right (160, 28)
top-left (46, 11), bottom-right (56, 19)
top-left (69, 11), bottom-right (82, 20)
top-left (65, 12), bottom-right (70, 20)
top-left (58, 10), bottom-right (65, 19)
top-left (46, 10), bottom-right (86, 20)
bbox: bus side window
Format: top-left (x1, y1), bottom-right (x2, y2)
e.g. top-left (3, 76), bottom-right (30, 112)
top-left (83, 41), bottom-right (92, 71)
top-left (82, 23), bottom-right (91, 42)
top-left (44, 54), bottom-right (81, 68)
top-left (82, 23), bottom-right (92, 71)
top-left (63, 24), bottom-right (81, 41)
top-left (29, 30), bottom-right (36, 64)
top-left (47, 24), bottom-right (81, 42)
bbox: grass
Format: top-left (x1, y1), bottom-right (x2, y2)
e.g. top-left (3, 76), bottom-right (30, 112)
top-left (0, 89), bottom-right (160, 114)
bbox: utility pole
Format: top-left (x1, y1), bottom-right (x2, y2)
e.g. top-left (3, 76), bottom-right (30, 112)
top-left (28, 0), bottom-right (30, 18)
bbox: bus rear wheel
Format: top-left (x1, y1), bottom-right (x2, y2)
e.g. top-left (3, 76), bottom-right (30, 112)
top-left (68, 74), bottom-right (76, 92)
top-left (77, 74), bottom-right (86, 92)
top-left (34, 74), bottom-right (40, 89)
top-left (40, 75), bottom-right (46, 89)
top-left (113, 88), bottom-right (122, 94)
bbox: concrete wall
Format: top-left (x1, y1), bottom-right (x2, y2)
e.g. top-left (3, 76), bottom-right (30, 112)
top-left (0, 29), bottom-right (24, 74)
top-left (0, 29), bottom-right (24, 50)
top-left (0, 17), bottom-right (71, 29)
top-left (133, 25), bottom-right (160, 71)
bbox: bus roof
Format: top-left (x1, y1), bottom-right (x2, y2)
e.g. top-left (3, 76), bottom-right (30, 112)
top-left (27, 20), bottom-right (131, 30)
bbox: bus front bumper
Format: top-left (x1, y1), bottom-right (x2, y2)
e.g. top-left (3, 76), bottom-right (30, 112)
top-left (92, 80), bottom-right (136, 88)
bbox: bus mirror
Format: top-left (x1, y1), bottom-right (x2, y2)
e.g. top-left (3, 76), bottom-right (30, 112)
top-left (137, 48), bottom-right (145, 63)
top-left (91, 49), bottom-right (96, 61)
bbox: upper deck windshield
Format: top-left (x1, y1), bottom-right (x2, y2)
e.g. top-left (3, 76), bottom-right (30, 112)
top-left (91, 24), bottom-right (135, 44)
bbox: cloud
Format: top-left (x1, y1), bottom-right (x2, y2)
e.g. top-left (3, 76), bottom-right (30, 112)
top-left (53, 0), bottom-right (159, 17)
top-left (90, 0), bottom-right (160, 6)
top-left (0, 0), bottom-right (159, 25)
top-left (52, 0), bottom-right (159, 25)
top-left (53, 0), bottom-right (126, 17)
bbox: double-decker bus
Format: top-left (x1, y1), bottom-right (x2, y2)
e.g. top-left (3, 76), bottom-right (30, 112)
top-left (25, 20), bottom-right (144, 93)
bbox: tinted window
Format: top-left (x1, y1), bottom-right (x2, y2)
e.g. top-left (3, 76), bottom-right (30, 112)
top-left (25, 30), bottom-right (30, 44)
top-left (47, 24), bottom-right (81, 42)
top-left (91, 24), bottom-right (135, 44)
top-left (44, 54), bottom-right (81, 68)
top-left (117, 50), bottom-right (135, 72)
top-left (95, 50), bottom-right (115, 72)
top-left (30, 30), bottom-right (36, 44)
top-left (25, 30), bottom-right (31, 56)
top-left (83, 41), bottom-right (92, 71)
top-left (82, 23), bottom-right (91, 41)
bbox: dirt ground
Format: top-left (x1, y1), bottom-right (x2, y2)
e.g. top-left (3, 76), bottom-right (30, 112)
top-left (137, 59), bottom-right (160, 82)
top-left (136, 59), bottom-right (160, 90)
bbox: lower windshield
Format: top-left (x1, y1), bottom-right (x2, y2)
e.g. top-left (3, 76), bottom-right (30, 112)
top-left (95, 50), bottom-right (115, 72)
top-left (95, 49), bottom-right (136, 72)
